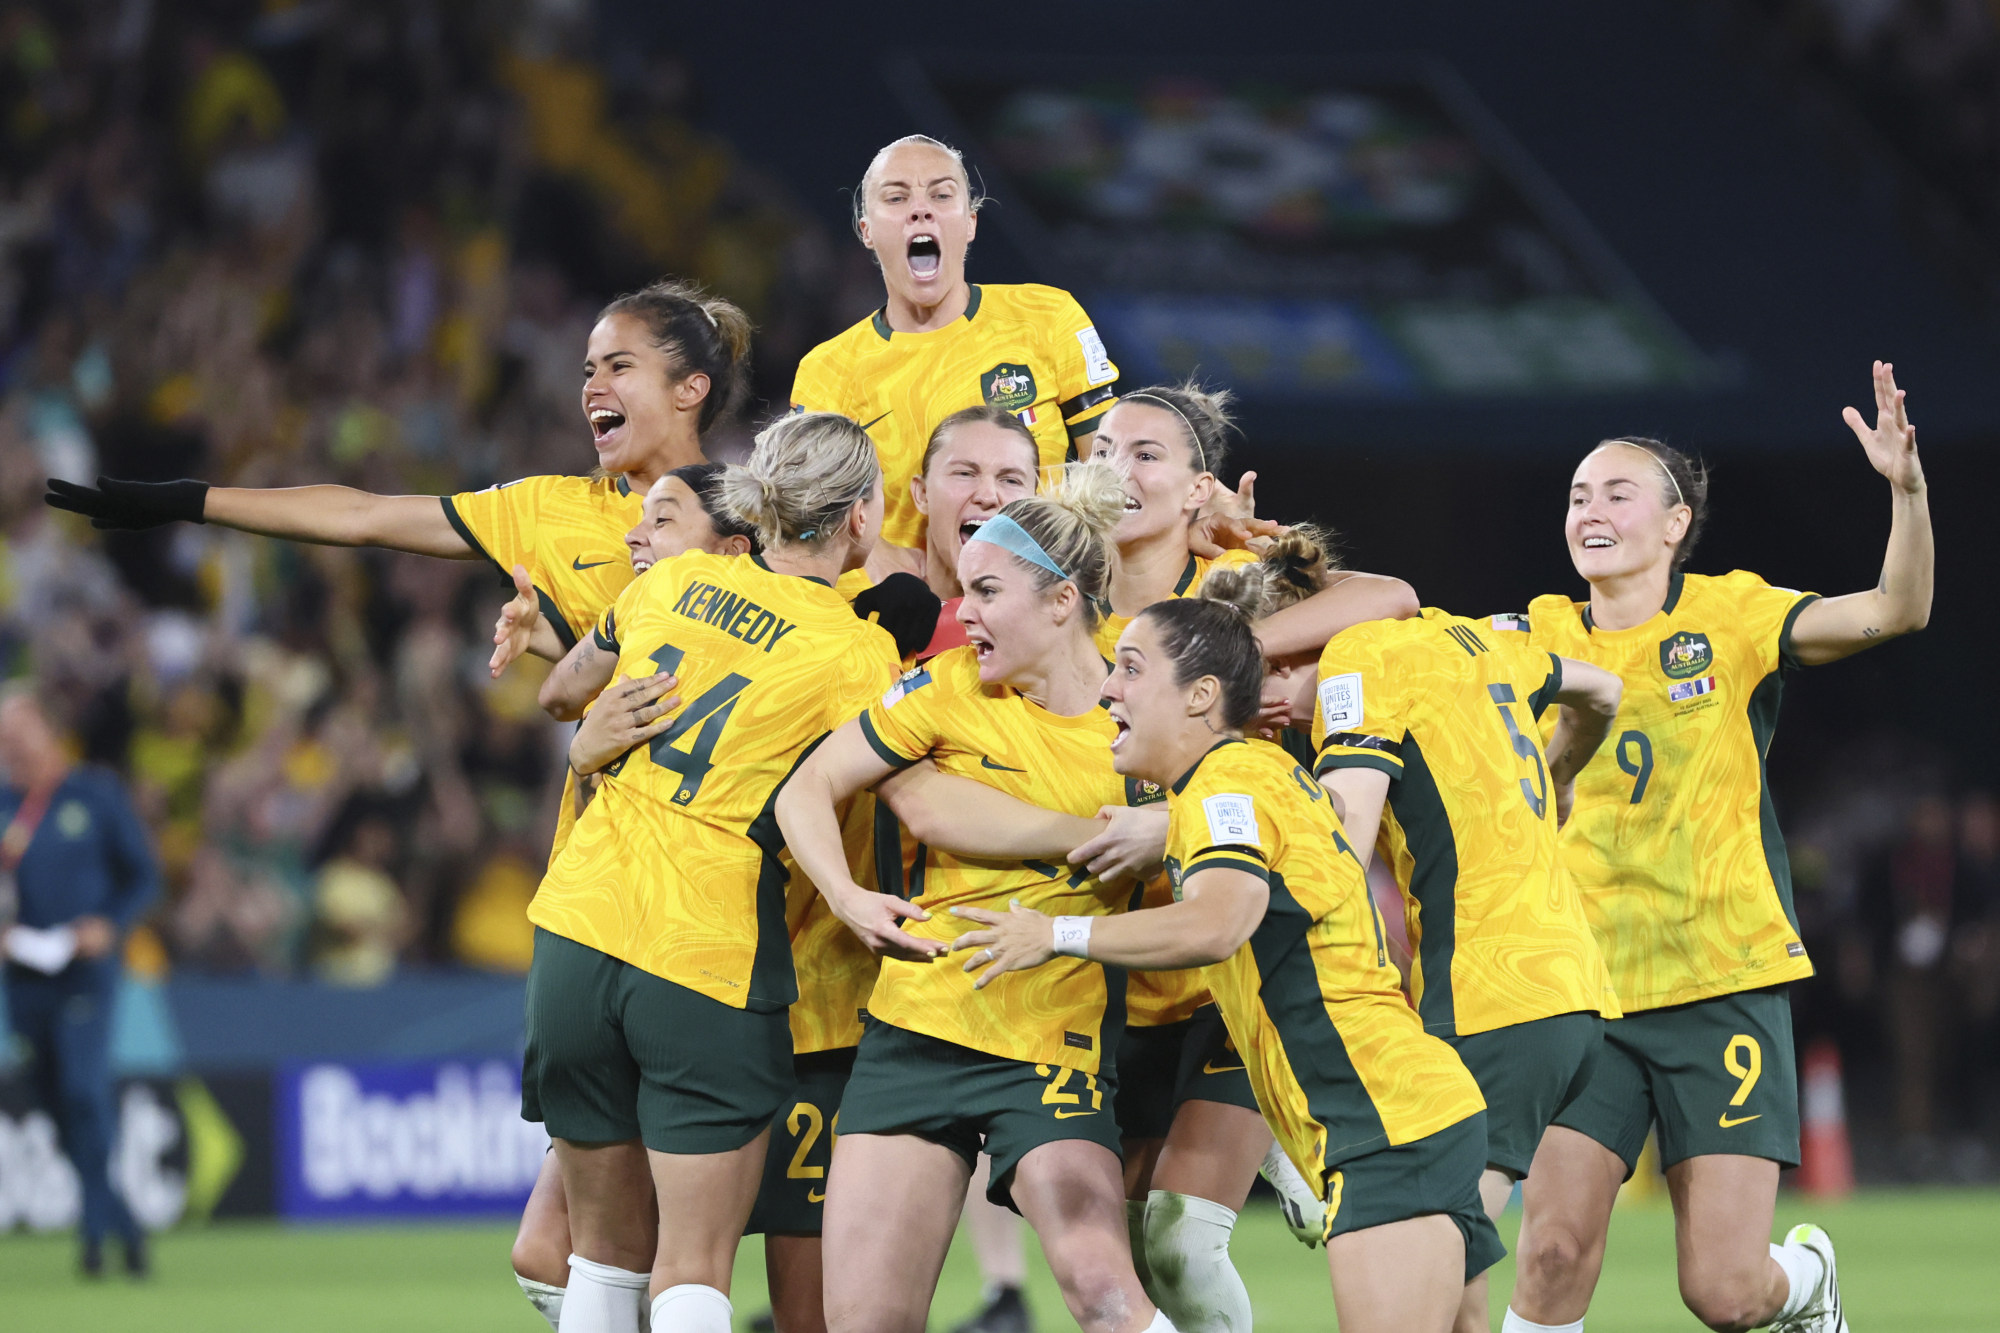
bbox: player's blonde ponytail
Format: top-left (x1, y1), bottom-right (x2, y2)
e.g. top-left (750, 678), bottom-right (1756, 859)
top-left (719, 412), bottom-right (880, 550)
top-left (980, 462), bottom-right (1123, 629)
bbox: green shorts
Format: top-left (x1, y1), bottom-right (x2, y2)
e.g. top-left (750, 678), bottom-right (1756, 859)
top-left (521, 929), bottom-right (794, 1154)
top-left (1323, 1112), bottom-right (1507, 1283)
top-left (745, 1047), bottom-right (855, 1236)
top-left (1448, 1011), bottom-right (1604, 1179)
top-left (1551, 986), bottom-right (1799, 1173)
top-left (1113, 1003), bottom-right (1261, 1142)
top-left (839, 1019), bottom-right (1123, 1212)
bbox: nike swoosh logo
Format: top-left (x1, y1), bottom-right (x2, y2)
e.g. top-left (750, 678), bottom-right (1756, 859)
top-left (1718, 1113), bottom-right (1762, 1128)
top-left (1202, 1060), bottom-right (1245, 1076)
top-left (1053, 1109), bottom-right (1097, 1119)
top-left (808, 1189), bottom-right (825, 1203)
top-left (980, 756), bottom-right (1026, 772)
top-left (861, 410), bottom-right (893, 431)
top-left (572, 556), bottom-right (618, 571)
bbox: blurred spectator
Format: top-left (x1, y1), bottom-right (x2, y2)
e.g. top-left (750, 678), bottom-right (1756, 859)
top-left (308, 814), bottom-right (408, 987)
top-left (1876, 793), bottom-right (1959, 1167)
top-left (0, 0), bottom-right (856, 989)
top-left (1951, 793), bottom-right (1999, 1141)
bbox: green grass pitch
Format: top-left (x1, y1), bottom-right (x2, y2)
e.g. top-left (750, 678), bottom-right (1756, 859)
top-left (1, 1190), bottom-right (1992, 1330)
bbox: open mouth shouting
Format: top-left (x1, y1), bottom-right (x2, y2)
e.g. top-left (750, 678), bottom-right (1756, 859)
top-left (957, 515), bottom-right (989, 545)
top-left (588, 406), bottom-right (627, 449)
top-left (1108, 709), bottom-right (1131, 752)
top-left (907, 232), bottom-right (941, 281)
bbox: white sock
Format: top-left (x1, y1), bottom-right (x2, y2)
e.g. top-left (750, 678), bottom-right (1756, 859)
top-left (1126, 1197), bottom-right (1156, 1297)
top-left (649, 1283), bottom-right (732, 1333)
top-left (563, 1255), bottom-right (651, 1333)
top-left (1771, 1240), bottom-right (1825, 1321)
top-left (1141, 1311), bottom-right (1180, 1332)
top-left (1500, 1311), bottom-right (1583, 1333)
top-left (517, 1274), bottom-right (565, 1330)
top-left (1143, 1191), bottom-right (1250, 1333)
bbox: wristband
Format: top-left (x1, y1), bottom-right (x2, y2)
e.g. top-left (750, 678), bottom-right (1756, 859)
top-left (1051, 915), bottom-right (1093, 959)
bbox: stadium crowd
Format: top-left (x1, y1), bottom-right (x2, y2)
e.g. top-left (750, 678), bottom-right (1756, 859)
top-left (0, 1), bottom-right (870, 982)
top-left (0, 0), bottom-right (1989, 1204)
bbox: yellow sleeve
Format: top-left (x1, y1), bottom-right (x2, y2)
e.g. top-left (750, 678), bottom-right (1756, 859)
top-left (441, 475), bottom-right (584, 648)
top-left (441, 475), bottom-right (560, 573)
top-left (1311, 626), bottom-right (1412, 779)
top-left (1047, 290), bottom-right (1119, 447)
top-left (1716, 570), bottom-right (1821, 674)
top-left (1174, 762), bottom-right (1277, 880)
top-left (790, 341), bottom-right (853, 416)
top-left (857, 657), bottom-right (951, 767)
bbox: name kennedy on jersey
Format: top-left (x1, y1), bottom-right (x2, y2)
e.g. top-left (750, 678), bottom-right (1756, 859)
top-left (669, 580), bottom-right (802, 653)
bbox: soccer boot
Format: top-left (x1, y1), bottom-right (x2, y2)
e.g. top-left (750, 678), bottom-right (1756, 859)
top-left (1777, 1223), bottom-right (1848, 1333)
top-left (1259, 1138), bottom-right (1326, 1247)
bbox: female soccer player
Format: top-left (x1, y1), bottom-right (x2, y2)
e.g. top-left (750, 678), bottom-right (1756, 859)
top-left (45, 279), bottom-right (752, 1330)
top-left (954, 597), bottom-right (1505, 1333)
top-left (1308, 605), bottom-right (1624, 1333)
top-left (1086, 381), bottom-right (1419, 1318)
top-left (791, 134), bottom-right (1121, 572)
top-left (776, 466), bottom-right (1174, 1333)
top-left (524, 412), bottom-right (902, 1333)
top-left (47, 279), bottom-right (747, 660)
top-left (1500, 361), bottom-right (1932, 1333)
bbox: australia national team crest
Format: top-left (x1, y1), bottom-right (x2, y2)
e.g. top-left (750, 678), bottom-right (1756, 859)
top-left (1658, 630), bottom-right (1713, 680)
top-left (980, 363), bottom-right (1038, 412)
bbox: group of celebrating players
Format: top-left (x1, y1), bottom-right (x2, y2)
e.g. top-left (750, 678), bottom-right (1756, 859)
top-left (44, 134), bottom-right (1933, 1333)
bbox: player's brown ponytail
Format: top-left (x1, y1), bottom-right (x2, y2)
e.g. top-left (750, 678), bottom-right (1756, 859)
top-left (597, 279), bottom-right (752, 433)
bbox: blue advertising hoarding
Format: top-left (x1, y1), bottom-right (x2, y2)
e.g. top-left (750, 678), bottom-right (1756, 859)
top-left (276, 1058), bottom-right (547, 1219)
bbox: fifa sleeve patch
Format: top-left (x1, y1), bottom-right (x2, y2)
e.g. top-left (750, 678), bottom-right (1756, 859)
top-left (1318, 672), bottom-right (1364, 733)
top-left (1490, 613), bottom-right (1530, 632)
top-left (1076, 326), bottom-right (1115, 385)
top-left (1202, 793), bottom-right (1261, 847)
top-left (880, 666), bottom-right (932, 709)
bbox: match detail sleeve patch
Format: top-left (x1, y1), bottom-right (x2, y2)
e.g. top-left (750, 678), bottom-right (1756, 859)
top-left (1202, 793), bottom-right (1261, 848)
top-left (1318, 672), bottom-right (1364, 734)
top-left (1076, 327), bottom-right (1115, 385)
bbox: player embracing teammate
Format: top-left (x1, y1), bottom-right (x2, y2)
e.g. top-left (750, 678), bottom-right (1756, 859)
top-left (45, 106), bottom-right (1935, 1333)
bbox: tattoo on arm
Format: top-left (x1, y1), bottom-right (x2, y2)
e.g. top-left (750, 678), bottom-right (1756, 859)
top-left (568, 642), bottom-right (597, 675)
top-left (1862, 627), bottom-right (1881, 639)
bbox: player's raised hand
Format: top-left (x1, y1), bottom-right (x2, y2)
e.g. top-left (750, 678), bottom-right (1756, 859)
top-left (951, 901), bottom-right (1055, 988)
top-left (568, 672), bottom-right (680, 774)
top-left (1067, 806), bottom-right (1168, 884)
top-left (828, 886), bottom-right (937, 962)
top-left (489, 565), bottom-right (542, 677)
top-left (1843, 360), bottom-right (1923, 494)
top-left (1190, 470), bottom-right (1285, 558)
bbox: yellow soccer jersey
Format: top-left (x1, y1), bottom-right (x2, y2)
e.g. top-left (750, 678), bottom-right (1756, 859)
top-left (1167, 739), bottom-right (1484, 1189)
top-left (530, 552), bottom-right (901, 1009)
top-left (1312, 610), bottom-right (1619, 1038)
top-left (443, 473), bottom-right (642, 650)
top-left (1092, 550), bottom-right (1260, 659)
top-left (445, 472), bottom-right (645, 861)
top-left (1508, 570), bottom-right (1821, 1012)
top-left (783, 793), bottom-right (883, 1054)
top-left (859, 646), bottom-right (1156, 1074)
top-left (1092, 547), bottom-right (1260, 1027)
top-left (791, 283), bottom-right (1119, 550)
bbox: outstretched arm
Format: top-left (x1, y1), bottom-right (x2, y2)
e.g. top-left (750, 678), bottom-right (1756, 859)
top-left (47, 478), bottom-right (471, 558)
top-left (950, 865), bottom-right (1269, 986)
top-left (1787, 360), bottom-right (1933, 666)
top-left (1255, 571), bottom-right (1420, 662)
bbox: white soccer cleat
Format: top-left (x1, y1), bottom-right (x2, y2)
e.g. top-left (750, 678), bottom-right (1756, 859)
top-left (1258, 1139), bottom-right (1326, 1247)
top-left (1778, 1222), bottom-right (1848, 1333)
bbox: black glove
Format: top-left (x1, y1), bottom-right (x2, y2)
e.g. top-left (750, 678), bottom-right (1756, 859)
top-left (45, 477), bottom-right (210, 530)
top-left (851, 572), bottom-right (942, 660)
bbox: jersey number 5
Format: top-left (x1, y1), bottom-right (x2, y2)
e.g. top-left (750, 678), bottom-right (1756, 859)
top-left (640, 642), bottom-right (751, 805)
top-left (1487, 684), bottom-right (1549, 819)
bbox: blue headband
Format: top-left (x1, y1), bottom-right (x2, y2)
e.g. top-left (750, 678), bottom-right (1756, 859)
top-left (966, 513), bottom-right (1069, 581)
